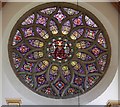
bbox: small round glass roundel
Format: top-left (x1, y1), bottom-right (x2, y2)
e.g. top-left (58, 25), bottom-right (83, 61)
top-left (47, 38), bottom-right (73, 63)
top-left (8, 2), bottom-right (111, 99)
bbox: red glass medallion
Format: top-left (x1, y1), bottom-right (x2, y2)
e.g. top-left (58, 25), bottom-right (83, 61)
top-left (54, 41), bottom-right (66, 59)
top-left (74, 18), bottom-right (81, 25)
top-left (47, 39), bottom-right (73, 62)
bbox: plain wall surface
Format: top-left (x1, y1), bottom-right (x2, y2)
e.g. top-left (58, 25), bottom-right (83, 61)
top-left (0, 7), bottom-right (2, 107)
top-left (1, 2), bottom-right (118, 105)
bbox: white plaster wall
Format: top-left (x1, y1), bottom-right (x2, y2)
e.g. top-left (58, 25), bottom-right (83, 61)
top-left (1, 2), bottom-right (118, 105)
top-left (0, 7), bottom-right (2, 107)
top-left (88, 70), bottom-right (118, 105)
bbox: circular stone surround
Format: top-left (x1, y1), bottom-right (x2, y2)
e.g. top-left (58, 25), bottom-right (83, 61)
top-left (8, 2), bottom-right (111, 99)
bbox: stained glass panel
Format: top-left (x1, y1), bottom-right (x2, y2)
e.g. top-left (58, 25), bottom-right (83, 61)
top-left (8, 2), bottom-right (111, 99)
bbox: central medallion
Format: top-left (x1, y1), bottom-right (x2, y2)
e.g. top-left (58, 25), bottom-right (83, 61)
top-left (47, 38), bottom-right (73, 63)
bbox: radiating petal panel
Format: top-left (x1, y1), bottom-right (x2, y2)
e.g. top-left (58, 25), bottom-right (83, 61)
top-left (20, 61), bottom-right (34, 73)
top-left (61, 65), bottom-right (72, 82)
top-left (64, 8), bottom-right (79, 15)
top-left (19, 74), bottom-right (34, 88)
top-left (86, 63), bottom-right (98, 73)
top-left (12, 52), bottom-right (22, 69)
top-left (71, 61), bottom-right (85, 74)
top-left (28, 39), bottom-right (44, 48)
top-left (49, 65), bottom-right (59, 82)
top-left (86, 75), bottom-right (100, 89)
top-left (49, 20), bottom-right (58, 35)
top-left (72, 15), bottom-right (83, 27)
top-left (16, 43), bottom-right (30, 55)
top-left (36, 27), bottom-right (49, 39)
top-left (62, 20), bottom-right (71, 35)
top-left (22, 14), bottom-right (35, 25)
top-left (98, 54), bottom-right (107, 71)
top-left (36, 14), bottom-right (48, 26)
top-left (35, 60), bottom-right (49, 72)
top-left (40, 86), bottom-right (57, 96)
top-left (76, 40), bottom-right (92, 49)
top-left (98, 33), bottom-right (107, 48)
top-left (64, 87), bottom-right (81, 97)
top-left (76, 52), bottom-right (93, 61)
top-left (12, 30), bottom-right (22, 46)
top-left (22, 27), bottom-right (34, 38)
top-left (41, 7), bottom-right (56, 15)
top-left (70, 29), bottom-right (84, 40)
top-left (84, 29), bottom-right (98, 40)
top-left (26, 51), bottom-right (43, 61)
top-left (85, 15), bottom-right (97, 27)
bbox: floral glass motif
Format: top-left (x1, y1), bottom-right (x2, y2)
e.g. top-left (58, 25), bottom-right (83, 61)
top-left (12, 30), bottom-right (22, 46)
top-left (85, 29), bottom-right (98, 40)
top-left (70, 29), bottom-right (84, 40)
top-left (8, 2), bottom-right (111, 99)
top-left (36, 14), bottom-right (48, 26)
top-left (22, 14), bottom-right (35, 25)
top-left (12, 52), bottom-right (22, 68)
top-left (41, 7), bottom-right (56, 15)
top-left (73, 15), bottom-right (83, 27)
top-left (36, 27), bottom-right (49, 39)
top-left (85, 15), bottom-right (97, 27)
top-left (64, 8), bottom-right (79, 15)
top-left (62, 21), bottom-right (71, 35)
top-left (54, 9), bottom-right (66, 23)
top-left (22, 27), bottom-right (34, 38)
top-left (50, 20), bottom-right (58, 34)
top-left (47, 38), bottom-right (73, 63)
top-left (28, 39), bottom-right (44, 48)
top-left (98, 33), bottom-right (107, 48)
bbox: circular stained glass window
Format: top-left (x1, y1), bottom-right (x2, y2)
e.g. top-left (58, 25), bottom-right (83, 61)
top-left (8, 2), bottom-right (111, 99)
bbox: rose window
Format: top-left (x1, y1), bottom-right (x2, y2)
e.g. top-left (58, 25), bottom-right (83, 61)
top-left (8, 2), bottom-right (111, 99)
